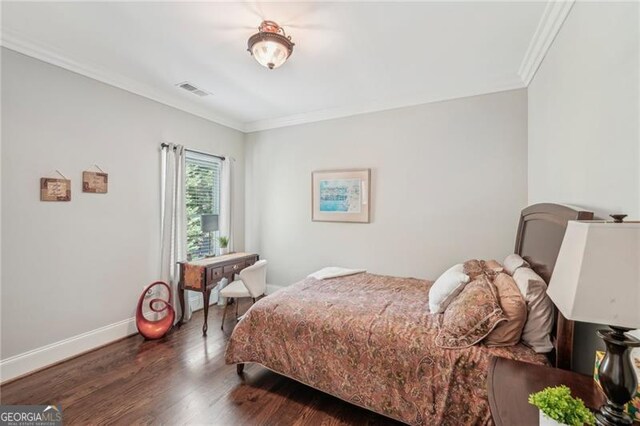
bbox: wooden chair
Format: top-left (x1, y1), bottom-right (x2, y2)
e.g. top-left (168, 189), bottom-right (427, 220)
top-left (220, 259), bottom-right (267, 329)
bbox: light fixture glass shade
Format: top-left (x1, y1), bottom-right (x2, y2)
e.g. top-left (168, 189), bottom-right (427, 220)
top-left (251, 40), bottom-right (290, 69)
top-left (247, 21), bottom-right (294, 70)
top-left (547, 221), bottom-right (640, 328)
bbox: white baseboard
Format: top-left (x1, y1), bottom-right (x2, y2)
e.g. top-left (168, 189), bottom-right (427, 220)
top-left (0, 317), bottom-right (137, 384)
top-left (188, 295), bottom-right (217, 312)
top-left (1, 286), bottom-right (287, 383)
top-left (267, 284), bottom-right (285, 294)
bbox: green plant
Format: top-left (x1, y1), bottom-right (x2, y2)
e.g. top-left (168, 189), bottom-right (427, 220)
top-left (217, 235), bottom-right (229, 248)
top-left (528, 385), bottom-right (596, 426)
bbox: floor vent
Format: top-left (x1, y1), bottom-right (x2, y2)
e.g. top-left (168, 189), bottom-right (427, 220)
top-left (176, 81), bottom-right (211, 97)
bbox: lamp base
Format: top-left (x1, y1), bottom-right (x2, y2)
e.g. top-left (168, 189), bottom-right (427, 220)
top-left (595, 326), bottom-right (640, 426)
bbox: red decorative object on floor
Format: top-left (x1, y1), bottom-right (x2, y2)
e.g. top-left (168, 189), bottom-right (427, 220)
top-left (136, 281), bottom-right (175, 339)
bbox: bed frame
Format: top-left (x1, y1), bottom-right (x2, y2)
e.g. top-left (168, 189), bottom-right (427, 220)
top-left (514, 203), bottom-right (594, 370)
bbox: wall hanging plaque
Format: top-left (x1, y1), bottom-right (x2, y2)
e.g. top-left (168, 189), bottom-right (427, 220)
top-left (82, 171), bottom-right (108, 193)
top-left (40, 177), bottom-right (71, 201)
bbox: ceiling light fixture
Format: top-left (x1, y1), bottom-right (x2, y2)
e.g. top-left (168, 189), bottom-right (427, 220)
top-left (247, 20), bottom-right (294, 70)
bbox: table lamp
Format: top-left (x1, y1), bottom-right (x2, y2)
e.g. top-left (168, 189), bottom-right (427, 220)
top-left (548, 216), bottom-right (640, 426)
top-left (201, 214), bottom-right (219, 256)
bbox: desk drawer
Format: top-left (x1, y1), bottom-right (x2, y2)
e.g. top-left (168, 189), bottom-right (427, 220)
top-left (223, 263), bottom-right (243, 274)
top-left (207, 267), bottom-right (223, 282)
top-left (245, 257), bottom-right (257, 268)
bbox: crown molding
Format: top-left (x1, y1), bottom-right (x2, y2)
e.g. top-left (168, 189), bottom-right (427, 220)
top-left (0, 28), bottom-right (246, 132)
top-left (518, 0), bottom-right (575, 86)
top-left (2, 25), bottom-right (535, 134)
top-left (244, 81), bottom-right (526, 133)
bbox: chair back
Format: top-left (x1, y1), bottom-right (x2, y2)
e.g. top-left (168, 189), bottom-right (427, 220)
top-left (240, 260), bottom-right (267, 298)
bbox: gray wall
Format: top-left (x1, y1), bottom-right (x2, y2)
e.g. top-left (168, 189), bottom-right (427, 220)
top-left (245, 89), bottom-right (529, 287)
top-left (528, 1), bottom-right (639, 374)
top-left (0, 48), bottom-right (245, 359)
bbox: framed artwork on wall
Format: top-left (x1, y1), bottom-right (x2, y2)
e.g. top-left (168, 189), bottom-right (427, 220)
top-left (82, 171), bottom-right (108, 193)
top-left (40, 177), bottom-right (71, 201)
top-left (312, 169), bottom-right (370, 223)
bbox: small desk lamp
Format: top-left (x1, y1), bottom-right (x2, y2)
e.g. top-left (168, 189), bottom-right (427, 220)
top-left (548, 216), bottom-right (640, 426)
top-left (200, 214), bottom-right (219, 257)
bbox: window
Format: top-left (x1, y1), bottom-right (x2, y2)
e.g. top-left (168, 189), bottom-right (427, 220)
top-left (185, 150), bottom-right (221, 260)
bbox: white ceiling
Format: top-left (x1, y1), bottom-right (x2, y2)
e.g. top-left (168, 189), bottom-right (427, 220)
top-left (1, 1), bottom-right (550, 132)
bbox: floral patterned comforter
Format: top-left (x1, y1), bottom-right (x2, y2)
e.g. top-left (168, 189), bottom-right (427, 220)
top-left (225, 273), bottom-right (548, 425)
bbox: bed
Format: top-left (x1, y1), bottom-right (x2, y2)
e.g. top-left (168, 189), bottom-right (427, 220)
top-left (225, 203), bottom-right (594, 425)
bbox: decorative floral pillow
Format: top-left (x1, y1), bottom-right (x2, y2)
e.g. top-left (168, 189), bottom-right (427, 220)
top-left (463, 260), bottom-right (485, 280)
top-left (463, 259), bottom-right (503, 280)
top-left (436, 276), bottom-right (507, 349)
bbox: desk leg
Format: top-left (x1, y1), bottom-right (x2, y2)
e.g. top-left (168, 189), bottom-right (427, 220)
top-left (178, 287), bottom-right (186, 325)
top-left (202, 289), bottom-right (211, 335)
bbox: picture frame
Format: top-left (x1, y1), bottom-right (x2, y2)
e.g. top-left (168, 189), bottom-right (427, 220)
top-left (40, 177), bottom-right (71, 201)
top-left (312, 169), bottom-right (370, 223)
top-left (83, 171), bottom-right (108, 193)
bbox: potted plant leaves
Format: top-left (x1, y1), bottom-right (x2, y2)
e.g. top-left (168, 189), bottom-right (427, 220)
top-left (217, 236), bottom-right (230, 255)
top-left (529, 385), bottom-right (596, 426)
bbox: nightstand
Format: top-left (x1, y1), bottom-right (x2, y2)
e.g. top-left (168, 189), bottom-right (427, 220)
top-left (487, 356), bottom-right (607, 426)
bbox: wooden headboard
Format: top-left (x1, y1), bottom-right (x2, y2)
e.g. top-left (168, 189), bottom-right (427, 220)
top-left (514, 203), bottom-right (594, 370)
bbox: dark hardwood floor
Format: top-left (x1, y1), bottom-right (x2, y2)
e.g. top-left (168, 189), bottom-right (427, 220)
top-left (1, 301), bottom-right (401, 425)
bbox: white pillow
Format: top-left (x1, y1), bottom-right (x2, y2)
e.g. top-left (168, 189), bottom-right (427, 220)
top-left (428, 264), bottom-right (470, 314)
top-left (513, 267), bottom-right (554, 353)
top-left (504, 254), bottom-right (530, 275)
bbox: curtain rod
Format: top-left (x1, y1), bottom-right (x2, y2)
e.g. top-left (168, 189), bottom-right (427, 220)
top-left (160, 143), bottom-right (225, 161)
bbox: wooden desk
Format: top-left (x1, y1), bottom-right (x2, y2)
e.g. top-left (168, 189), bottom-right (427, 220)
top-left (488, 356), bottom-right (607, 426)
top-left (178, 252), bottom-right (259, 335)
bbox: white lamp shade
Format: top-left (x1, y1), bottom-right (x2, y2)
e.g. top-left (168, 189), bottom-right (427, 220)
top-left (548, 221), bottom-right (640, 328)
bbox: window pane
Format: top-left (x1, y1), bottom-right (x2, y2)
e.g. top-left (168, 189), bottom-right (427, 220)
top-left (185, 151), bottom-right (221, 260)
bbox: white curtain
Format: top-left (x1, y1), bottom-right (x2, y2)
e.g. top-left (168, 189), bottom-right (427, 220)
top-left (219, 157), bottom-right (234, 251)
top-left (160, 143), bottom-right (190, 322)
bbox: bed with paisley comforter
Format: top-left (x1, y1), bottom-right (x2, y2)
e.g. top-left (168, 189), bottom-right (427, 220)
top-left (225, 272), bottom-right (548, 425)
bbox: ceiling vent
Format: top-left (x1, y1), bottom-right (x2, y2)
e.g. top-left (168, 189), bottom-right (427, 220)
top-left (176, 81), bottom-right (211, 97)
